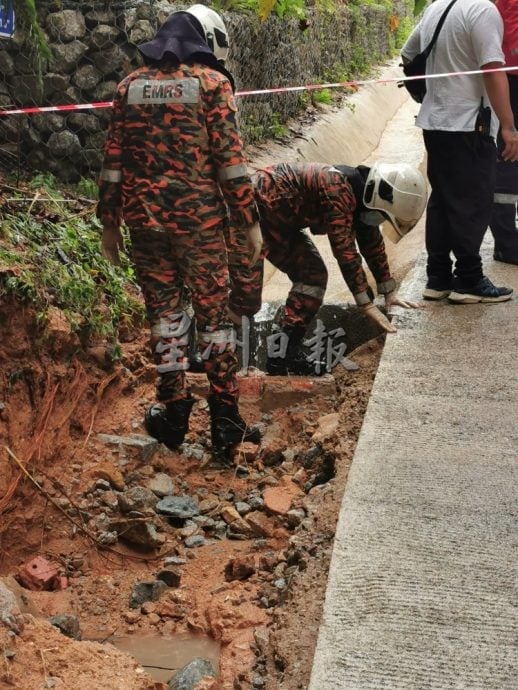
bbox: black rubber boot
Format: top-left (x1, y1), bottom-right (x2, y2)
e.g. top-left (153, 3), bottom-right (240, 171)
top-left (208, 393), bottom-right (261, 454)
top-left (188, 351), bottom-right (205, 373)
top-left (187, 317), bottom-right (205, 373)
top-left (266, 324), bottom-right (327, 376)
top-left (144, 396), bottom-right (195, 449)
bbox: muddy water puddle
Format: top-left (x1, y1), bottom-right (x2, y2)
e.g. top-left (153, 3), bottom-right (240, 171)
top-left (109, 633), bottom-right (220, 682)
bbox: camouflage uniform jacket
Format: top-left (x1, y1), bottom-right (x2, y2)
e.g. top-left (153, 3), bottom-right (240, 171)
top-left (254, 162), bottom-right (395, 305)
top-left (97, 62), bottom-right (258, 233)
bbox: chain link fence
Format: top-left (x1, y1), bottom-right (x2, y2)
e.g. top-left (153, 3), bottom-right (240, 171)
top-left (0, 1), bottom-right (409, 183)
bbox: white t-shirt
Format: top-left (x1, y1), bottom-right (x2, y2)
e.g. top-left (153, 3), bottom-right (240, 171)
top-left (402, 0), bottom-right (504, 135)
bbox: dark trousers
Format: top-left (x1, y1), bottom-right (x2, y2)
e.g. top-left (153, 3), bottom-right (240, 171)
top-left (489, 74), bottom-right (518, 259)
top-left (423, 129), bottom-right (496, 286)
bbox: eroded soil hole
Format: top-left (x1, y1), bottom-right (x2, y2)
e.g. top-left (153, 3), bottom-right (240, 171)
top-left (0, 297), bottom-right (384, 690)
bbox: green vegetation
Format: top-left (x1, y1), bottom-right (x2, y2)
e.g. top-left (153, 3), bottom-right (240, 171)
top-left (269, 112), bottom-right (289, 138)
top-left (12, 0), bottom-right (51, 91)
top-left (212, 0), bottom-right (423, 20)
top-left (312, 88), bottom-right (333, 106)
top-left (76, 177), bottom-right (100, 201)
top-left (0, 177), bottom-right (144, 346)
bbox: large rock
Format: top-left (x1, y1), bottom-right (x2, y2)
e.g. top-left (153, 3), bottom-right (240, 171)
top-left (73, 64), bottom-right (102, 91)
top-left (109, 518), bottom-right (165, 549)
top-left (89, 24), bottom-right (120, 50)
top-left (91, 46), bottom-right (126, 75)
top-left (43, 73), bottom-right (70, 99)
top-left (81, 148), bottom-right (104, 170)
top-left (0, 580), bottom-right (23, 633)
top-left (135, 3), bottom-right (154, 21)
top-left (32, 113), bottom-right (65, 134)
top-left (118, 486), bottom-right (158, 514)
top-left (49, 40), bottom-right (88, 73)
top-left (85, 9), bottom-right (117, 29)
top-left (94, 80), bottom-right (118, 102)
top-left (168, 657), bottom-right (216, 690)
top-left (156, 496), bottom-right (200, 520)
top-left (67, 112), bottom-right (102, 134)
top-left (148, 472), bottom-right (175, 498)
top-left (49, 614), bottom-right (81, 640)
top-left (129, 580), bottom-right (168, 609)
top-left (52, 86), bottom-right (81, 105)
top-left (46, 10), bottom-right (87, 42)
top-left (48, 130), bottom-right (82, 158)
top-left (129, 19), bottom-right (154, 44)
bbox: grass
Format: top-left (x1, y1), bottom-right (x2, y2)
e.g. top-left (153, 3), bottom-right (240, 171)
top-left (312, 88), bottom-right (333, 106)
top-left (0, 178), bottom-right (144, 347)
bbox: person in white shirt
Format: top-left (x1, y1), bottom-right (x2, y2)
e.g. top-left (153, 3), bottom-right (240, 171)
top-left (402, 0), bottom-right (518, 303)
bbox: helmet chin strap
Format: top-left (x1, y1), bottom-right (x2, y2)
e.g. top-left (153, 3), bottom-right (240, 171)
top-left (359, 210), bottom-right (385, 226)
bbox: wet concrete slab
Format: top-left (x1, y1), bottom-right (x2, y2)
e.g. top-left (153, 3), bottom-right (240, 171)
top-left (308, 241), bottom-right (518, 689)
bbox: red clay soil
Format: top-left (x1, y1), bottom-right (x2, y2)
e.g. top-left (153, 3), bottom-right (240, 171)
top-left (0, 295), bottom-right (383, 690)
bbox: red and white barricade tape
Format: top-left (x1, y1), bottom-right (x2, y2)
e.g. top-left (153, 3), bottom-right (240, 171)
top-left (0, 66), bottom-right (516, 117)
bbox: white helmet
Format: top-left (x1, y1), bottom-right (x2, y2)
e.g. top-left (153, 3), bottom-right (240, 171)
top-left (186, 4), bottom-right (229, 64)
top-left (363, 162), bottom-right (427, 243)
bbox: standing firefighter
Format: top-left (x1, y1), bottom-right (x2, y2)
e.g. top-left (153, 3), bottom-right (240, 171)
top-left (97, 5), bottom-right (262, 455)
top-left (228, 162), bottom-right (427, 376)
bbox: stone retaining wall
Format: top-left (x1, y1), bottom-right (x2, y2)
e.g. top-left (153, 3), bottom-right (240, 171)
top-left (0, 1), bottom-right (411, 181)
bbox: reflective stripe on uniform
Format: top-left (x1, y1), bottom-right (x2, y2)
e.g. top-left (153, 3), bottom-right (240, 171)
top-left (377, 278), bottom-right (397, 295)
top-left (127, 78), bottom-right (200, 105)
top-left (494, 192), bottom-right (518, 204)
top-left (218, 163), bottom-right (248, 183)
top-left (292, 282), bottom-right (326, 299)
top-left (100, 168), bottom-right (122, 183)
top-left (198, 328), bottom-right (235, 345)
top-left (354, 290), bottom-right (372, 306)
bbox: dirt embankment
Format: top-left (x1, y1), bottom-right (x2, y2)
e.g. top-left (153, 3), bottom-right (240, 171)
top-left (0, 291), bottom-right (383, 689)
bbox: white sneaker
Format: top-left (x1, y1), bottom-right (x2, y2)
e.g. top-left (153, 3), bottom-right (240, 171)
top-left (422, 287), bottom-right (451, 300)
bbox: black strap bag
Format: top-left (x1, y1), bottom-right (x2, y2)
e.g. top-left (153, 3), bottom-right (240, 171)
top-left (399, 0), bottom-right (458, 103)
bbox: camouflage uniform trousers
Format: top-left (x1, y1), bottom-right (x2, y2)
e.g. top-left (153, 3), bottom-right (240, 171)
top-left (129, 224), bottom-right (239, 404)
top-left (225, 216), bottom-right (327, 329)
top-left (224, 224), bottom-right (264, 318)
top-left (260, 220), bottom-right (327, 329)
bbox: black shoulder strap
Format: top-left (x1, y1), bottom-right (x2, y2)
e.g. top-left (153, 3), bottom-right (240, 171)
top-left (422, 0), bottom-right (458, 59)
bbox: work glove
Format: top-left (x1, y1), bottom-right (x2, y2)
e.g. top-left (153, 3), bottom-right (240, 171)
top-left (361, 303), bottom-right (397, 334)
top-left (384, 290), bottom-right (419, 311)
top-left (244, 221), bottom-right (263, 266)
top-left (101, 225), bottom-right (124, 266)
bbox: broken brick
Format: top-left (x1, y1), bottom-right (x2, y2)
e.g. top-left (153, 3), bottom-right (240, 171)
top-left (17, 556), bottom-right (60, 592)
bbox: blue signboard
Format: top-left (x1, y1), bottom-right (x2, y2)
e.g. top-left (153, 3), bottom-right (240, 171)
top-left (0, 1), bottom-right (15, 40)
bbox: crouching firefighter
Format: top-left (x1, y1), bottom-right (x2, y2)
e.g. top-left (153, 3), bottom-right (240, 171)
top-left (227, 161), bottom-right (427, 376)
top-left (97, 5), bottom-right (262, 454)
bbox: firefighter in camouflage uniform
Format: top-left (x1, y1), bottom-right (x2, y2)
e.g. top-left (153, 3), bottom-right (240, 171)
top-left (228, 161), bottom-right (427, 376)
top-left (97, 5), bottom-right (262, 454)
